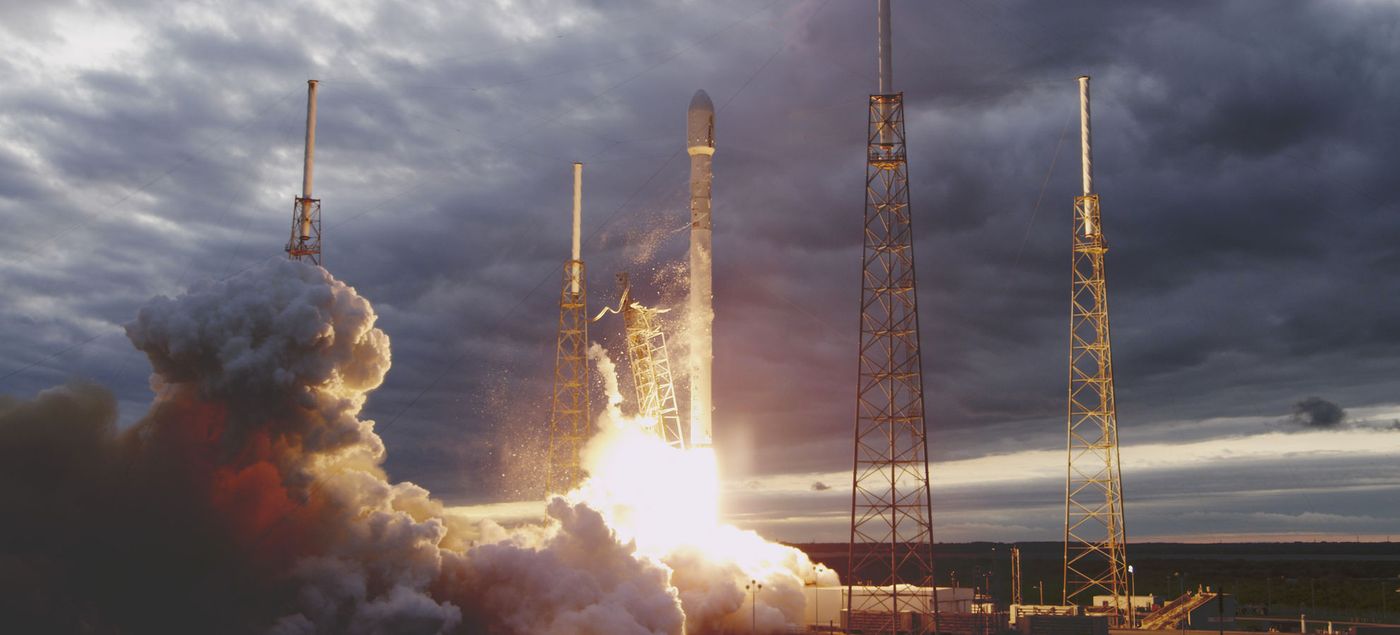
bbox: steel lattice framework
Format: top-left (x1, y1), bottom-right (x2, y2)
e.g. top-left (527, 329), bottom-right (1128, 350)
top-left (618, 275), bottom-right (685, 449)
top-left (1062, 76), bottom-right (1128, 624)
top-left (1063, 193), bottom-right (1128, 617)
top-left (546, 259), bottom-right (590, 494)
top-left (594, 273), bottom-right (686, 449)
top-left (846, 91), bottom-right (939, 635)
top-left (1011, 546), bottom-right (1023, 606)
top-left (286, 197), bottom-right (321, 265)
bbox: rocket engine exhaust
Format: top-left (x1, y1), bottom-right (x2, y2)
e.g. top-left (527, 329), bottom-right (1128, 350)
top-left (687, 89), bottom-right (715, 448)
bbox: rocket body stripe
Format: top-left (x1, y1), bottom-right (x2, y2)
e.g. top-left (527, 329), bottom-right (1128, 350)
top-left (687, 90), bottom-right (715, 448)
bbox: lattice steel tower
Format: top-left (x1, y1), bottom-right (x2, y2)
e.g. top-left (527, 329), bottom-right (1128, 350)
top-left (595, 273), bottom-right (686, 450)
top-left (1011, 546), bottom-right (1023, 606)
top-left (286, 80), bottom-right (322, 265)
top-left (1062, 75), bottom-right (1129, 623)
top-left (546, 163), bottom-right (591, 494)
top-left (847, 1), bottom-right (938, 632)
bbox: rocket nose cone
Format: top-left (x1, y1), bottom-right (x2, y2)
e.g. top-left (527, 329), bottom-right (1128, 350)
top-left (689, 89), bottom-right (714, 114)
top-left (688, 89), bottom-right (715, 149)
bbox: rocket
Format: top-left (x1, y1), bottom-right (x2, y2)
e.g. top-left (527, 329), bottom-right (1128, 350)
top-left (687, 89), bottom-right (715, 448)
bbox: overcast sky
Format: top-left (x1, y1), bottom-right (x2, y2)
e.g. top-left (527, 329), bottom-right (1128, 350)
top-left (1, 0), bottom-right (1398, 543)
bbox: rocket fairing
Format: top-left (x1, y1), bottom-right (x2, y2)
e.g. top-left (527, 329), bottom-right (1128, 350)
top-left (687, 90), bottom-right (715, 448)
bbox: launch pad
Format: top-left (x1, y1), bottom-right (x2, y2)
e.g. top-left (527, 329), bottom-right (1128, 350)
top-left (545, 88), bottom-right (720, 483)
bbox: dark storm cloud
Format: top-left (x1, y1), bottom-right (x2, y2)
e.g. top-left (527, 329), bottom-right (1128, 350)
top-left (1291, 396), bottom-right (1346, 429)
top-left (727, 427), bottom-right (1400, 542)
top-left (2, 0), bottom-right (1399, 541)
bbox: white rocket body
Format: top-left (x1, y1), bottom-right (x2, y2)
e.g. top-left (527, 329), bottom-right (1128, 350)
top-left (687, 90), bottom-right (715, 448)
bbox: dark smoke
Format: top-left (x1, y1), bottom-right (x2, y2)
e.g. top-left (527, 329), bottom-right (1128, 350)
top-left (0, 382), bottom-right (299, 633)
top-left (0, 260), bottom-right (688, 634)
top-left (1290, 396), bottom-right (1346, 429)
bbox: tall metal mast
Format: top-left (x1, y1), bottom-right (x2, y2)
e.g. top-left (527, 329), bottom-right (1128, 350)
top-left (1011, 546), bottom-right (1023, 606)
top-left (546, 162), bottom-right (591, 494)
top-left (1062, 75), bottom-right (1129, 624)
top-left (286, 80), bottom-right (322, 265)
top-left (847, 1), bottom-right (939, 632)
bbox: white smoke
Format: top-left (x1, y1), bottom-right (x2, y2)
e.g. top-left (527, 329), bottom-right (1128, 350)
top-left (568, 348), bottom-right (839, 633)
top-left (589, 342), bottom-right (625, 425)
top-left (441, 499), bottom-right (685, 635)
top-left (124, 259), bottom-right (689, 634)
top-left (3, 258), bottom-right (833, 634)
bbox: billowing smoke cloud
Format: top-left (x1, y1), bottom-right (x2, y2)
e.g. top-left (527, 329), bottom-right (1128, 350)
top-left (0, 259), bottom-right (829, 634)
top-left (589, 342), bottom-right (625, 424)
top-left (1291, 396), bottom-right (1346, 429)
top-left (0, 260), bottom-right (693, 634)
top-left (572, 344), bottom-right (837, 633)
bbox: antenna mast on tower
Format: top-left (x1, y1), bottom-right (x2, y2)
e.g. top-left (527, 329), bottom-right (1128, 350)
top-left (846, 1), bottom-right (939, 632)
top-left (1062, 75), bottom-right (1129, 624)
top-left (546, 162), bottom-right (591, 494)
top-left (286, 80), bottom-right (322, 265)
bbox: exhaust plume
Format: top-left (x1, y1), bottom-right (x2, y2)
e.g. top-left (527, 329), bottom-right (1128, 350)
top-left (0, 258), bottom-right (829, 634)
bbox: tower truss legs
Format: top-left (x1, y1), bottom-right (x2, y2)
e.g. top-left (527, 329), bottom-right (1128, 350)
top-left (286, 197), bottom-right (322, 265)
top-left (1063, 192), bottom-right (1129, 623)
top-left (621, 299), bottom-right (685, 450)
top-left (599, 273), bottom-right (685, 449)
top-left (547, 259), bottom-right (590, 494)
top-left (847, 92), bottom-right (939, 635)
top-left (1011, 546), bottom-right (1023, 607)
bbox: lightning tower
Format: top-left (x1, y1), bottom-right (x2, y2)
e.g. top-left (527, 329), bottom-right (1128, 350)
top-left (546, 162), bottom-right (591, 494)
top-left (1062, 75), bottom-right (1129, 623)
top-left (1011, 546), bottom-right (1023, 606)
top-left (847, 1), bottom-right (939, 632)
top-left (286, 80), bottom-right (322, 265)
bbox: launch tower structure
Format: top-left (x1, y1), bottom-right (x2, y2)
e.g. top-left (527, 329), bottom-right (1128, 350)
top-left (846, 1), bottom-right (939, 632)
top-left (286, 80), bottom-right (322, 265)
top-left (596, 273), bottom-right (686, 450)
top-left (1062, 75), bottom-right (1129, 624)
top-left (546, 162), bottom-right (591, 494)
top-left (1011, 546), bottom-right (1023, 606)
